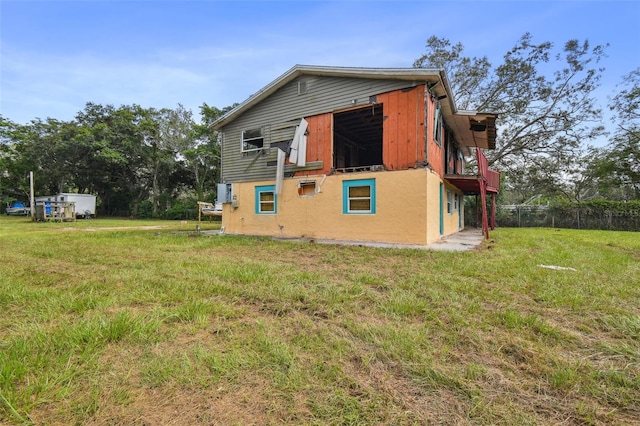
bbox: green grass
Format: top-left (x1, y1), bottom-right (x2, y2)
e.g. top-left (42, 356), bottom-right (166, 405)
top-left (0, 216), bottom-right (638, 425)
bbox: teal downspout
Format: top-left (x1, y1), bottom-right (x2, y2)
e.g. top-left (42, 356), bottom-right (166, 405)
top-left (439, 183), bottom-right (444, 235)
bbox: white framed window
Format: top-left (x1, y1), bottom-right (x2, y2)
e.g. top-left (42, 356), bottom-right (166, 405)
top-left (447, 189), bottom-right (453, 215)
top-left (242, 128), bottom-right (264, 152)
top-left (343, 179), bottom-right (376, 214)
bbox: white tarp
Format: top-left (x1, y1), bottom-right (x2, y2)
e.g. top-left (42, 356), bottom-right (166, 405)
top-left (289, 118), bottom-right (308, 167)
top-left (275, 148), bottom-right (286, 195)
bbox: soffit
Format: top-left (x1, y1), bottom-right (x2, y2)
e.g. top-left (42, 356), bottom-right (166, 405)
top-left (450, 113), bottom-right (497, 150)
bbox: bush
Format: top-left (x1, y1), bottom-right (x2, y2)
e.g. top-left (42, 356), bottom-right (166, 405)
top-left (160, 199), bottom-right (198, 220)
top-left (133, 200), bottom-right (154, 219)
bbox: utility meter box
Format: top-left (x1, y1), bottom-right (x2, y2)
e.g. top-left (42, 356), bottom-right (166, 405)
top-left (217, 183), bottom-right (233, 204)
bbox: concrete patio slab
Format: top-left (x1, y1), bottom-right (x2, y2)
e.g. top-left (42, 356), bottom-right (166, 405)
top-left (205, 228), bottom-right (486, 252)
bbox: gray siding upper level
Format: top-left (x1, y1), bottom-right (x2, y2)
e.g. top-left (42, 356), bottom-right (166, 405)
top-left (220, 75), bottom-right (426, 183)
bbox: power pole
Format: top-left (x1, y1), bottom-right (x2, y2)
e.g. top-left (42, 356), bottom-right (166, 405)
top-left (29, 171), bottom-right (35, 219)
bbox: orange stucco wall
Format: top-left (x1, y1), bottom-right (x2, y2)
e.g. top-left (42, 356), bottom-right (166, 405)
top-left (221, 168), bottom-right (464, 246)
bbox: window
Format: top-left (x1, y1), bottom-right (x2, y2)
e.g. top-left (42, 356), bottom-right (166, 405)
top-left (434, 102), bottom-right (442, 147)
top-left (447, 189), bottom-right (453, 214)
top-left (454, 192), bottom-right (459, 212)
top-left (298, 80), bottom-right (308, 95)
top-left (297, 180), bottom-right (317, 197)
top-left (255, 185), bottom-right (276, 214)
top-left (343, 179), bottom-right (376, 214)
top-left (333, 106), bottom-right (383, 171)
top-left (242, 128), bottom-right (264, 152)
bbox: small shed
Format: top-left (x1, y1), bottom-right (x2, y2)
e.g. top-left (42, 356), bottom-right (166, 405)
top-left (35, 201), bottom-right (76, 222)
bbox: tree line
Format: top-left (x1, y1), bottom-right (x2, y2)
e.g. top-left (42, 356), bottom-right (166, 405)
top-left (1, 33), bottom-right (638, 218)
top-left (1, 102), bottom-right (235, 217)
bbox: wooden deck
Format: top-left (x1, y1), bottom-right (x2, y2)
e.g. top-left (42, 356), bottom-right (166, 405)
top-left (445, 149), bottom-right (500, 239)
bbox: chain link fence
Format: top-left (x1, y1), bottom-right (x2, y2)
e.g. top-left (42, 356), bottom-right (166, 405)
top-left (465, 200), bottom-right (640, 231)
top-left (494, 204), bottom-right (640, 231)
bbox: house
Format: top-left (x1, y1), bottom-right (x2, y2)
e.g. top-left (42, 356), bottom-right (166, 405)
top-left (212, 65), bottom-right (499, 246)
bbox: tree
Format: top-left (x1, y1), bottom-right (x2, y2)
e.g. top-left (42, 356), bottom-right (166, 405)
top-left (183, 103), bottom-right (231, 201)
top-left (414, 34), bottom-right (608, 173)
top-left (1, 101), bottom-right (236, 217)
top-left (609, 68), bottom-right (640, 126)
top-left (0, 116), bottom-right (30, 202)
top-left (75, 103), bottom-right (152, 215)
top-left (593, 68), bottom-right (640, 200)
top-left (504, 146), bottom-right (601, 203)
top-left (4, 117), bottom-right (83, 197)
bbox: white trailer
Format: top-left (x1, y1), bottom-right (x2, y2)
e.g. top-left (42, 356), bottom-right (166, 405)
top-left (35, 193), bottom-right (97, 218)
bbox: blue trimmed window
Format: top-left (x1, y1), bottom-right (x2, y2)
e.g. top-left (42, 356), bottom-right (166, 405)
top-left (343, 179), bottom-right (376, 214)
top-left (255, 185), bottom-right (276, 214)
top-left (447, 189), bottom-right (453, 215)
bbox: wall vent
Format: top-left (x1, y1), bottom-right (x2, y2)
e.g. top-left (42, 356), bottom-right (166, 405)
top-left (298, 80), bottom-right (308, 95)
top-left (297, 180), bottom-right (317, 197)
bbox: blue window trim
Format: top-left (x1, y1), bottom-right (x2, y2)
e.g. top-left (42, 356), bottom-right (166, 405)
top-left (255, 185), bottom-right (277, 214)
top-left (343, 179), bottom-right (376, 214)
top-left (458, 194), bottom-right (463, 228)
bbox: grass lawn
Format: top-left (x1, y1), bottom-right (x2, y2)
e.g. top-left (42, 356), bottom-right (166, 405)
top-left (0, 216), bottom-right (638, 425)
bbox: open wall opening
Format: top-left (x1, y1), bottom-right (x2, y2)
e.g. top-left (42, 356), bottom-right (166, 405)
top-left (333, 105), bottom-right (383, 172)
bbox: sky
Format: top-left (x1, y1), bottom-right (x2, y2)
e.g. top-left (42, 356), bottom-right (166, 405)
top-left (1, 0), bottom-right (639, 127)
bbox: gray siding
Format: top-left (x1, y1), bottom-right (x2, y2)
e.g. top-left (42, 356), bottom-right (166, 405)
top-left (220, 75), bottom-right (425, 183)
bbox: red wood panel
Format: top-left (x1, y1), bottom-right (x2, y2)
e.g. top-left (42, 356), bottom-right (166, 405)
top-left (383, 91), bottom-right (399, 170)
top-left (304, 119), bottom-right (317, 162)
top-left (416, 87), bottom-right (426, 164)
top-left (319, 114), bottom-right (332, 173)
top-left (294, 85), bottom-right (432, 177)
top-left (295, 113), bottom-right (333, 177)
top-left (405, 86), bottom-right (423, 167)
top-left (427, 95), bottom-right (444, 176)
top-left (397, 91), bottom-right (409, 169)
top-left (380, 85), bottom-right (425, 171)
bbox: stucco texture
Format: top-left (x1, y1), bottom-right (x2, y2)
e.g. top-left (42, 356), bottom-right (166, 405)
top-left (221, 168), bottom-right (464, 246)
